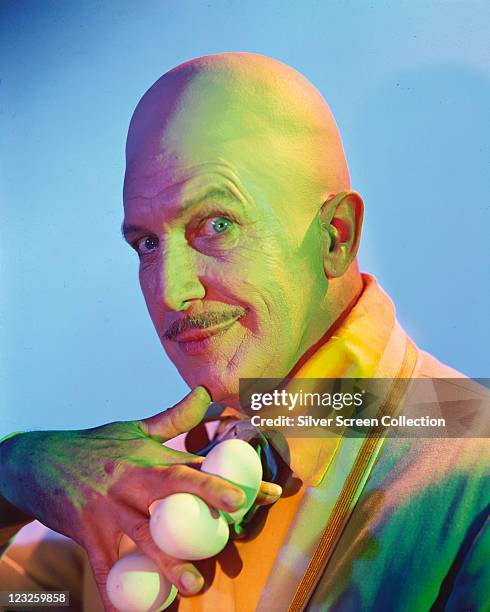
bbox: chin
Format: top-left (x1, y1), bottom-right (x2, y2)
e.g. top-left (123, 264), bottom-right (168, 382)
top-left (167, 338), bottom-right (289, 409)
top-left (183, 366), bottom-right (241, 407)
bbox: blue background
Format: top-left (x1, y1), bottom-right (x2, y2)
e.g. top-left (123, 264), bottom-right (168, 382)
top-left (1, 0), bottom-right (489, 438)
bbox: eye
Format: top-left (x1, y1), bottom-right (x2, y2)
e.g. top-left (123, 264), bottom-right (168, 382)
top-left (212, 217), bottom-right (232, 233)
top-left (197, 216), bottom-right (234, 238)
top-left (135, 236), bottom-right (159, 255)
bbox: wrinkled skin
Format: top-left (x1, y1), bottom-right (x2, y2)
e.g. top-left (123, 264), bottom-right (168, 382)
top-left (1, 53), bottom-right (364, 610)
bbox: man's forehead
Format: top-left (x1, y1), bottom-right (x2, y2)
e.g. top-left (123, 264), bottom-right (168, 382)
top-left (124, 63), bottom-right (273, 173)
top-left (124, 53), bottom-right (351, 216)
top-left (123, 158), bottom-right (251, 209)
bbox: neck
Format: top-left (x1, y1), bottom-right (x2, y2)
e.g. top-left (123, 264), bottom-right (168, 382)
top-left (289, 262), bottom-right (363, 377)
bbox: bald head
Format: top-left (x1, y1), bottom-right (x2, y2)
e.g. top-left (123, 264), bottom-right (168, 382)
top-left (123, 53), bottom-right (362, 404)
top-left (125, 53), bottom-right (350, 212)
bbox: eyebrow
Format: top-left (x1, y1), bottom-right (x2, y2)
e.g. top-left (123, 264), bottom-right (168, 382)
top-left (183, 186), bottom-right (242, 212)
top-left (121, 186), bottom-right (244, 241)
top-left (121, 222), bottom-right (147, 240)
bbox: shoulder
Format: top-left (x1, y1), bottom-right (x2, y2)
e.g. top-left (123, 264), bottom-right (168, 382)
top-left (414, 347), bottom-right (468, 378)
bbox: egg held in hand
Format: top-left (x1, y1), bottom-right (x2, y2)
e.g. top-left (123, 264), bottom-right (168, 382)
top-left (201, 439), bottom-right (263, 524)
top-left (149, 440), bottom-right (262, 559)
top-left (107, 440), bottom-right (264, 610)
top-left (107, 552), bottom-right (178, 612)
top-left (150, 493), bottom-right (230, 560)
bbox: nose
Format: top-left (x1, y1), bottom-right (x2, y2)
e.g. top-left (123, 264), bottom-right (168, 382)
top-left (152, 236), bottom-right (206, 312)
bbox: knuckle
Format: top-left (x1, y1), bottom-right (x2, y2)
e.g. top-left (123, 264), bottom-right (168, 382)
top-left (193, 473), bottom-right (210, 492)
top-left (155, 554), bottom-right (180, 573)
top-left (194, 473), bottom-right (221, 498)
top-left (165, 463), bottom-right (191, 483)
top-left (168, 407), bottom-right (182, 431)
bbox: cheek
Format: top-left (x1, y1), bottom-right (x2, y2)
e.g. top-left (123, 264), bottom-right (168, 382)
top-left (245, 253), bottom-right (302, 319)
top-left (210, 263), bottom-right (286, 330)
top-left (203, 242), bottom-right (302, 334)
top-left (138, 265), bottom-right (161, 327)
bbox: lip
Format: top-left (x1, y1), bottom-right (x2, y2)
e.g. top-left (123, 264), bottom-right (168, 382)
top-left (171, 316), bottom-right (242, 356)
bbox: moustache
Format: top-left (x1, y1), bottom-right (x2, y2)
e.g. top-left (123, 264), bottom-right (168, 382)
top-left (162, 307), bottom-right (248, 341)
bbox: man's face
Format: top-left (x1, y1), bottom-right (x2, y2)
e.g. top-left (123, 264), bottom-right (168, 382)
top-left (123, 83), bottom-right (330, 405)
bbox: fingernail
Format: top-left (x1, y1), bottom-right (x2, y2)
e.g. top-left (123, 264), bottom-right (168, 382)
top-left (195, 386), bottom-right (210, 401)
top-left (267, 483), bottom-right (282, 497)
top-left (180, 570), bottom-right (203, 593)
top-left (222, 489), bottom-right (246, 510)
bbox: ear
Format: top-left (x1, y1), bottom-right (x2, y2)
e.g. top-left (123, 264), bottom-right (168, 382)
top-left (319, 191), bottom-right (364, 278)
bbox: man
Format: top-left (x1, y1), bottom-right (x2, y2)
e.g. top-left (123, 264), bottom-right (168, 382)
top-left (0, 53), bottom-right (488, 611)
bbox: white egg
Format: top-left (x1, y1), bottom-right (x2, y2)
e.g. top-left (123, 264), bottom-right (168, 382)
top-left (149, 493), bottom-right (229, 560)
top-left (107, 552), bottom-right (177, 612)
top-left (201, 439), bottom-right (263, 524)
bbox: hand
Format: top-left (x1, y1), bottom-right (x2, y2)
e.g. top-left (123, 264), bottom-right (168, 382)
top-left (0, 387), bottom-right (282, 611)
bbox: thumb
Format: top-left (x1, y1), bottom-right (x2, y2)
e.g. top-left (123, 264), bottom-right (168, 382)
top-left (139, 386), bottom-right (211, 443)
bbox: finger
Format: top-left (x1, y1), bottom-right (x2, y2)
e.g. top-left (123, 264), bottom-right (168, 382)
top-left (158, 449), bottom-right (205, 468)
top-left (139, 387), bottom-right (211, 443)
top-left (84, 541), bottom-right (119, 612)
top-left (255, 481), bottom-right (282, 507)
top-left (118, 507), bottom-right (204, 596)
top-left (135, 464), bottom-right (248, 514)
